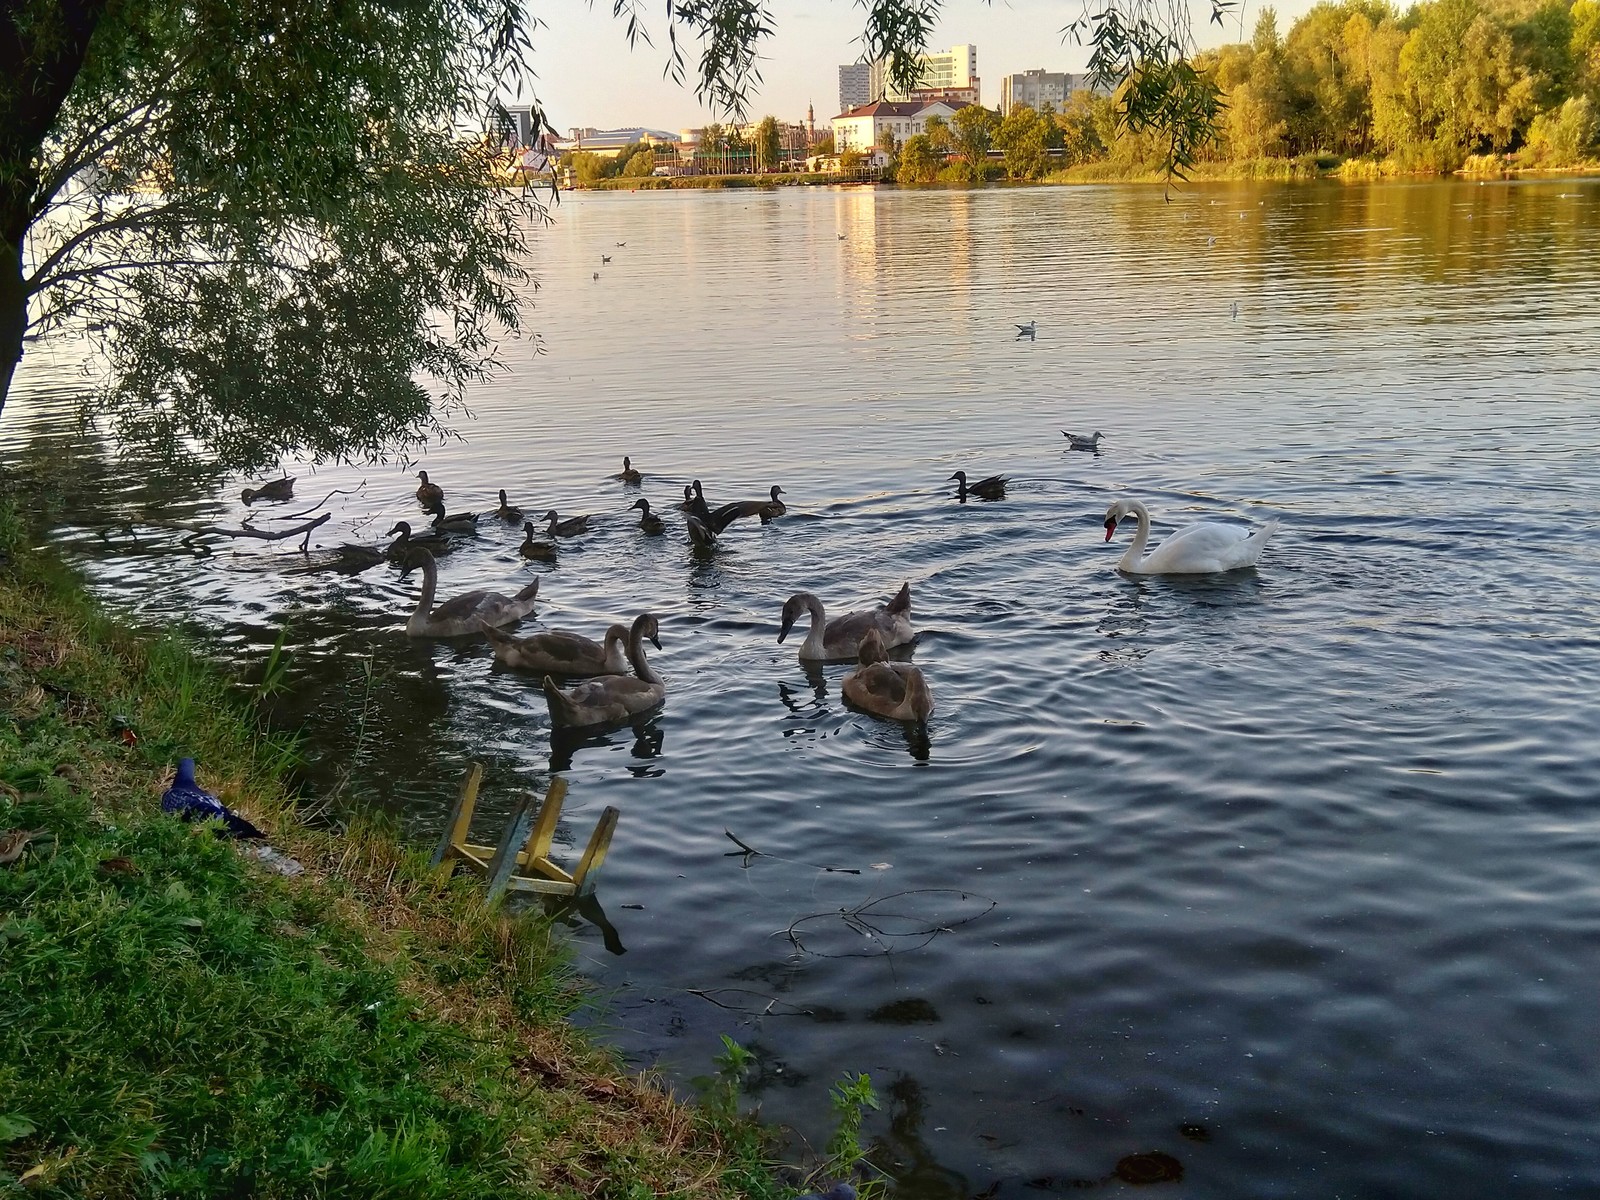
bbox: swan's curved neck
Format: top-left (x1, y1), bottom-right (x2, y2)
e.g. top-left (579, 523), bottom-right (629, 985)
top-left (1118, 501), bottom-right (1152, 571)
top-left (414, 555), bottom-right (438, 619)
top-left (798, 593), bottom-right (827, 655)
top-left (628, 623), bottom-right (661, 684)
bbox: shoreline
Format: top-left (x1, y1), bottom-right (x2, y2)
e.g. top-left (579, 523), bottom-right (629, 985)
top-left (0, 496), bottom-right (785, 1198)
top-left (559, 157), bottom-right (1600, 192)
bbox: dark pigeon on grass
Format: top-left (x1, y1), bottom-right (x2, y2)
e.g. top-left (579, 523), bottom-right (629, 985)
top-left (797, 1185), bottom-right (857, 1200)
top-left (161, 758), bottom-right (265, 839)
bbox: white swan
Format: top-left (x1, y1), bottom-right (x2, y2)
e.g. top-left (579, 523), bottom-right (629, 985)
top-left (402, 549), bottom-right (540, 637)
top-left (542, 614), bottom-right (665, 727)
top-left (1103, 499), bottom-right (1279, 575)
top-left (778, 583), bottom-right (913, 662)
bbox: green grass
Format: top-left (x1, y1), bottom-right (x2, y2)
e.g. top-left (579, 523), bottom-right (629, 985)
top-left (0, 496), bottom-right (784, 1199)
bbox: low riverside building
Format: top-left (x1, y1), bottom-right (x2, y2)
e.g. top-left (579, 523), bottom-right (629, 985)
top-left (553, 127), bottom-right (677, 159)
top-left (831, 99), bottom-right (969, 152)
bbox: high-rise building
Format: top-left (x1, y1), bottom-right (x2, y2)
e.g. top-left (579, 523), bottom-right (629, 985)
top-left (999, 69), bottom-right (1101, 115)
top-left (873, 45), bottom-right (980, 105)
top-left (839, 63), bottom-right (873, 112)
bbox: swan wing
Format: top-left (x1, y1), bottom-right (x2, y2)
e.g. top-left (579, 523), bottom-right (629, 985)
top-left (1141, 520), bottom-right (1273, 573)
top-left (430, 589), bottom-right (495, 622)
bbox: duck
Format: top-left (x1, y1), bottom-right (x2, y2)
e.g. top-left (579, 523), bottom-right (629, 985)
top-left (950, 470), bottom-right (1007, 500)
top-left (685, 479), bottom-right (713, 523)
top-left (495, 489), bottom-right (524, 522)
top-left (677, 484), bottom-right (696, 512)
top-left (544, 509), bottom-right (590, 537)
top-left (542, 613), bottom-right (666, 727)
top-left (241, 477), bottom-right (295, 506)
top-left (400, 548), bottom-right (541, 637)
top-left (758, 485), bottom-right (787, 522)
top-left (1063, 430), bottom-right (1104, 451)
top-left (426, 501), bottom-right (480, 534)
top-left (841, 628), bottom-right (934, 721)
top-left (631, 497), bottom-right (665, 534)
top-left (1102, 498), bottom-right (1280, 575)
top-left (778, 582), bottom-right (914, 662)
top-left (519, 521), bottom-right (557, 561)
top-left (616, 456), bottom-right (643, 485)
top-left (685, 512), bottom-right (718, 549)
top-left (481, 620), bottom-right (630, 676)
top-left (709, 485), bottom-right (787, 529)
top-left (415, 470), bottom-right (444, 508)
top-left (385, 521), bottom-right (453, 559)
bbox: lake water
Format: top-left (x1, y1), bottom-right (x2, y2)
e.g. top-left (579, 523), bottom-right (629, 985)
top-left (7, 179), bottom-right (1600, 1197)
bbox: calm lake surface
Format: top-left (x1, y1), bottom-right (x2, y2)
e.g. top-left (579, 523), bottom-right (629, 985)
top-left (7, 179), bottom-right (1600, 1197)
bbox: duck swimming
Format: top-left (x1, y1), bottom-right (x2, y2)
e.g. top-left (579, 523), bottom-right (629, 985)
top-left (415, 470), bottom-right (444, 508)
top-left (710, 485), bottom-right (787, 529)
top-left (518, 521), bottom-right (557, 561)
top-left (481, 620), bottom-right (630, 676)
top-left (542, 613), bottom-right (666, 728)
top-left (631, 497), bottom-right (665, 534)
top-left (544, 509), bottom-right (590, 537)
top-left (241, 477), bottom-right (295, 506)
top-left (495, 490), bottom-right (524, 522)
top-left (950, 470), bottom-right (1007, 501)
top-left (778, 582), bottom-right (914, 662)
top-left (400, 548), bottom-right (540, 637)
top-left (426, 501), bottom-right (480, 533)
top-left (1102, 498), bottom-right (1280, 575)
top-left (385, 521), bottom-right (453, 559)
top-left (616, 457), bottom-right (643, 485)
top-left (841, 628), bottom-right (934, 721)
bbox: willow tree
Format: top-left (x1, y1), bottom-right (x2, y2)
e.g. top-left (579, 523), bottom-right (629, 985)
top-left (2, 0), bottom-right (1226, 469)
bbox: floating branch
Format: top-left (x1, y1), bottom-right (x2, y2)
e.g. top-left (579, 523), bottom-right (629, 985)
top-left (783, 889), bottom-right (997, 960)
top-left (723, 828), bottom-right (860, 874)
top-left (687, 988), bottom-right (816, 1017)
top-left (144, 512), bottom-right (331, 552)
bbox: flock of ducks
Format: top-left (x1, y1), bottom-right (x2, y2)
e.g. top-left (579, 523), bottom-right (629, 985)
top-left (239, 442), bottom-right (1281, 733)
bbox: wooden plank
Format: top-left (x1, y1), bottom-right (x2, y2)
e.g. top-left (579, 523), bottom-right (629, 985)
top-left (504, 876), bottom-right (579, 896)
top-left (430, 762), bottom-right (483, 867)
top-left (527, 777), bottom-right (568, 862)
top-left (485, 792), bottom-right (540, 903)
top-left (572, 806), bottom-right (619, 894)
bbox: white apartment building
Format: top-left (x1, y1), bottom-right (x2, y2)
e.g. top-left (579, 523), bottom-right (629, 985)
top-left (831, 100), bottom-right (968, 152)
top-left (873, 44), bottom-right (980, 105)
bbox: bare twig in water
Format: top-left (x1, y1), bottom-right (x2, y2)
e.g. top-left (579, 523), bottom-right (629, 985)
top-left (783, 889), bottom-right (997, 959)
top-left (277, 483), bottom-right (366, 520)
top-left (686, 988), bottom-right (815, 1017)
top-left (723, 828), bottom-right (861, 874)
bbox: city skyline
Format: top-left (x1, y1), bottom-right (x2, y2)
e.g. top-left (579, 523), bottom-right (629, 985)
top-left (521, 0), bottom-right (1328, 131)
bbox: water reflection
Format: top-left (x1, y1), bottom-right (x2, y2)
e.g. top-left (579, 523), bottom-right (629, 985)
top-left (9, 181), bottom-right (1600, 1200)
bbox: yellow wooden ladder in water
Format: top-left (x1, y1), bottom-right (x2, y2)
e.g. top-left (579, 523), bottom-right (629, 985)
top-left (429, 763), bottom-right (618, 901)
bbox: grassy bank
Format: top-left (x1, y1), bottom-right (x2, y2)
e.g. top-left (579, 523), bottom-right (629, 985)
top-left (0, 499), bottom-right (784, 1199)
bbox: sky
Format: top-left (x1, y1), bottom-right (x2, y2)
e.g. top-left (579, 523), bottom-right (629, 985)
top-left (522, 0), bottom-right (1326, 133)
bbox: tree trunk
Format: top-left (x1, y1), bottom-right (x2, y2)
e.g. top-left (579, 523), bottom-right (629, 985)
top-left (0, 237), bottom-right (22, 418)
top-left (0, 0), bottom-right (113, 418)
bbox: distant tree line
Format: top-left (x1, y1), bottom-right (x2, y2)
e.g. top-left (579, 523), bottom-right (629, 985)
top-left (893, 0), bottom-right (1599, 184)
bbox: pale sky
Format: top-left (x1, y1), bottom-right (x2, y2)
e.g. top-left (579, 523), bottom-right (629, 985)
top-left (523, 0), bottom-right (1323, 132)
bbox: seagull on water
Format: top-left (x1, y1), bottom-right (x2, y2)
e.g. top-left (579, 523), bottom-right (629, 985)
top-left (1015, 321), bottom-right (1037, 339)
top-left (602, 254), bottom-right (612, 263)
top-left (1230, 300), bottom-right (1239, 320)
top-left (1206, 236), bottom-right (1217, 247)
top-left (1062, 429), bottom-right (1104, 451)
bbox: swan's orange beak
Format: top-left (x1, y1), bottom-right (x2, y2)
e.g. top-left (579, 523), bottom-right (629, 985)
top-left (1104, 517), bottom-right (1117, 542)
